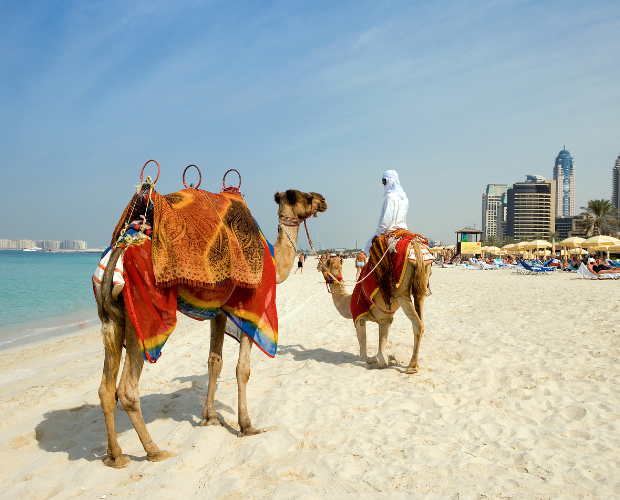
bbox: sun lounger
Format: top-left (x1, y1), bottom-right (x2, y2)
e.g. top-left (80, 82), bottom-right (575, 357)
top-left (577, 263), bottom-right (620, 280)
top-left (517, 260), bottom-right (549, 275)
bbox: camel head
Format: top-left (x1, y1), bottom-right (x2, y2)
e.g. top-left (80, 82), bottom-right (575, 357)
top-left (321, 255), bottom-right (343, 282)
top-left (274, 190), bottom-right (327, 221)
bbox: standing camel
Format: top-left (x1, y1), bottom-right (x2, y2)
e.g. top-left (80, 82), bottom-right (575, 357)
top-left (321, 240), bottom-right (431, 374)
top-left (95, 189), bottom-right (326, 468)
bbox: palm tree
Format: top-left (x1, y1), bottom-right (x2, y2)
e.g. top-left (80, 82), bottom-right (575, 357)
top-left (483, 235), bottom-right (499, 247)
top-left (501, 236), bottom-right (516, 246)
top-left (577, 200), bottom-right (619, 236)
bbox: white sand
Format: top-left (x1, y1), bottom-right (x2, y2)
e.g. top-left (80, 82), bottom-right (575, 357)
top-left (2, 261), bottom-right (620, 499)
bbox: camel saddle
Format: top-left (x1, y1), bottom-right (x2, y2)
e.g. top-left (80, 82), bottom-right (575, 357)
top-left (112, 188), bottom-right (265, 289)
top-left (368, 230), bottom-right (429, 309)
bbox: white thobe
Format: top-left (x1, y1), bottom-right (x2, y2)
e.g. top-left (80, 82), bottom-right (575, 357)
top-left (363, 192), bottom-right (409, 254)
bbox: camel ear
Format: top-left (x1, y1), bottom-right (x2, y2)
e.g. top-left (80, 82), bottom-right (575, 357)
top-left (274, 193), bottom-right (281, 204)
top-left (285, 190), bottom-right (297, 204)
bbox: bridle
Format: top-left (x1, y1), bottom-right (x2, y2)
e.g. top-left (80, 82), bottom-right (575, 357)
top-left (277, 199), bottom-right (315, 254)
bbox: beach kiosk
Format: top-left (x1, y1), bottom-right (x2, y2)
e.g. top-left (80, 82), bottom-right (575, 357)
top-left (456, 227), bottom-right (482, 257)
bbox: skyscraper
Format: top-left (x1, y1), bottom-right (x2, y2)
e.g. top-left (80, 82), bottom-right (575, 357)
top-left (612, 153), bottom-right (620, 209)
top-left (506, 176), bottom-right (556, 240)
top-left (553, 147), bottom-right (575, 216)
top-left (481, 184), bottom-right (507, 241)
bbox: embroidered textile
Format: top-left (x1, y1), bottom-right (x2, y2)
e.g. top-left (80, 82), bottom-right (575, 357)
top-left (351, 231), bottom-right (429, 323)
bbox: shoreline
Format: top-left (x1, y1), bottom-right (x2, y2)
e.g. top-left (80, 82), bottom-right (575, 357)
top-left (0, 307), bottom-right (99, 350)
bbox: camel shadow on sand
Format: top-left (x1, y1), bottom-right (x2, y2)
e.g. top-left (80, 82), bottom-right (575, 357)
top-left (277, 343), bottom-right (411, 373)
top-left (34, 373), bottom-right (239, 463)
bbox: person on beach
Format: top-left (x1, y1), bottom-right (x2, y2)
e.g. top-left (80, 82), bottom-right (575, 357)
top-left (363, 170), bottom-right (409, 255)
top-left (294, 253), bottom-right (304, 274)
top-left (588, 257), bottom-right (620, 275)
top-left (355, 250), bottom-right (367, 280)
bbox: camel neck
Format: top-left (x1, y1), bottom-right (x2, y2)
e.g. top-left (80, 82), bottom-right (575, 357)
top-left (274, 223), bottom-right (300, 284)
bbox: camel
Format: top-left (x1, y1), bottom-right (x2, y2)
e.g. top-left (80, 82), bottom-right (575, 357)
top-left (320, 241), bottom-right (431, 374)
top-left (94, 189), bottom-right (327, 468)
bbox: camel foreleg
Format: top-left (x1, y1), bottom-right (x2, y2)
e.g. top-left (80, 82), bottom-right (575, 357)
top-left (237, 334), bottom-right (261, 436)
top-left (117, 315), bottom-right (174, 462)
top-left (370, 319), bottom-right (392, 368)
top-left (354, 317), bottom-right (368, 362)
top-left (201, 312), bottom-right (226, 427)
top-left (396, 296), bottom-right (424, 374)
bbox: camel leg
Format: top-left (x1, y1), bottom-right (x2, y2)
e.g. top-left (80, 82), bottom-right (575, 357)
top-left (99, 319), bottom-right (129, 468)
top-left (396, 296), bottom-right (424, 374)
top-left (117, 317), bottom-right (173, 462)
top-left (201, 312), bottom-right (226, 427)
top-left (375, 319), bottom-right (392, 368)
top-left (237, 334), bottom-right (261, 436)
top-left (354, 317), bottom-right (368, 361)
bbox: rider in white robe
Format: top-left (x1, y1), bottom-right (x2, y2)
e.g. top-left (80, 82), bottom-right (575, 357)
top-left (363, 170), bottom-right (409, 255)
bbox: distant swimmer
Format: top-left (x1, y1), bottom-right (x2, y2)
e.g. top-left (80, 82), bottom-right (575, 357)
top-left (355, 250), bottom-right (367, 280)
top-left (363, 170), bottom-right (409, 255)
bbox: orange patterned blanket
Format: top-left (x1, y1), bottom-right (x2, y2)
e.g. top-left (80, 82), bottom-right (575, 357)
top-left (113, 188), bottom-right (265, 289)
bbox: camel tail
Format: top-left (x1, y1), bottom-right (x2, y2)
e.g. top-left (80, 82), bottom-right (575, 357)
top-left (411, 240), bottom-right (429, 298)
top-left (98, 247), bottom-right (126, 346)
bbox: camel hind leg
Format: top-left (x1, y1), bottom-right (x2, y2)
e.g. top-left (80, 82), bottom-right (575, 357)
top-left (98, 317), bottom-right (128, 468)
top-left (395, 296), bottom-right (424, 374)
top-left (116, 312), bottom-right (174, 462)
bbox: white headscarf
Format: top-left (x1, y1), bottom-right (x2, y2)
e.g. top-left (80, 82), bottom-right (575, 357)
top-left (382, 170), bottom-right (406, 199)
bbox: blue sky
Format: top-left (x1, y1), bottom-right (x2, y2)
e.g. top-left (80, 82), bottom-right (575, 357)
top-left (1, 0), bottom-right (619, 249)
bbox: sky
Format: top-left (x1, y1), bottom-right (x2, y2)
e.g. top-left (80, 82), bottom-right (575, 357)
top-left (0, 0), bottom-right (619, 249)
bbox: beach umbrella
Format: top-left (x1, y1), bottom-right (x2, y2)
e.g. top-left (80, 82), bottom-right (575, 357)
top-left (486, 246), bottom-right (501, 254)
top-left (559, 236), bottom-right (585, 261)
top-left (582, 236), bottom-right (620, 259)
top-left (525, 240), bottom-right (552, 260)
top-left (559, 237), bottom-right (585, 248)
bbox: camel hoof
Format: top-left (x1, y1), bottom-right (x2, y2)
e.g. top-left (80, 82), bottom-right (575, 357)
top-left (405, 365), bottom-right (419, 375)
top-left (199, 418), bottom-right (221, 427)
top-left (376, 352), bottom-right (390, 368)
top-left (147, 450), bottom-right (176, 462)
top-left (103, 455), bottom-right (131, 468)
top-left (239, 427), bottom-right (263, 437)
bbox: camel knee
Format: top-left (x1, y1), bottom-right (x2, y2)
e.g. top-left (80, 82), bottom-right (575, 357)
top-left (236, 365), bottom-right (250, 385)
top-left (117, 384), bottom-right (140, 412)
top-left (98, 384), bottom-right (118, 408)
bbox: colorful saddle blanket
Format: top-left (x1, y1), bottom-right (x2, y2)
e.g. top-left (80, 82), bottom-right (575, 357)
top-left (112, 188), bottom-right (265, 289)
top-left (351, 231), bottom-right (430, 324)
top-left (96, 227), bottom-right (277, 362)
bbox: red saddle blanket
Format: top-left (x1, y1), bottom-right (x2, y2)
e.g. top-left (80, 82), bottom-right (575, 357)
top-left (350, 233), bottom-right (426, 323)
top-left (120, 230), bottom-right (278, 363)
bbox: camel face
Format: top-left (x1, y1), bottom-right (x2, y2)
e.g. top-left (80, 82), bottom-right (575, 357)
top-left (274, 190), bottom-right (327, 220)
top-left (325, 257), bottom-right (343, 277)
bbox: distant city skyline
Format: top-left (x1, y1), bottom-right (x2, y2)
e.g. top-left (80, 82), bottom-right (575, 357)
top-left (0, 239), bottom-right (88, 250)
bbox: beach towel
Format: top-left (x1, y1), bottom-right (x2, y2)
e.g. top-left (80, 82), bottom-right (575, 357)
top-left (112, 188), bottom-right (265, 289)
top-left (351, 231), bottom-right (430, 323)
top-left (92, 247), bottom-right (125, 300)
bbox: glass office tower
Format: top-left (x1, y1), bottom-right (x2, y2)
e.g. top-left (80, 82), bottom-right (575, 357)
top-left (553, 148), bottom-right (575, 216)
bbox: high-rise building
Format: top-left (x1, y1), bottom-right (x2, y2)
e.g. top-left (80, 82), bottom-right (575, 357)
top-left (506, 176), bottom-right (556, 240)
top-left (553, 148), bottom-right (575, 216)
top-left (612, 153), bottom-right (620, 209)
top-left (482, 184), bottom-right (507, 241)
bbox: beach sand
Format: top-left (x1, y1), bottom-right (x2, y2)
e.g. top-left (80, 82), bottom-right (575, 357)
top-left (2, 260), bottom-right (620, 499)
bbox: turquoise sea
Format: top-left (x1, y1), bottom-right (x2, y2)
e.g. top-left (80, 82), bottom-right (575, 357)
top-left (0, 250), bottom-right (102, 347)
